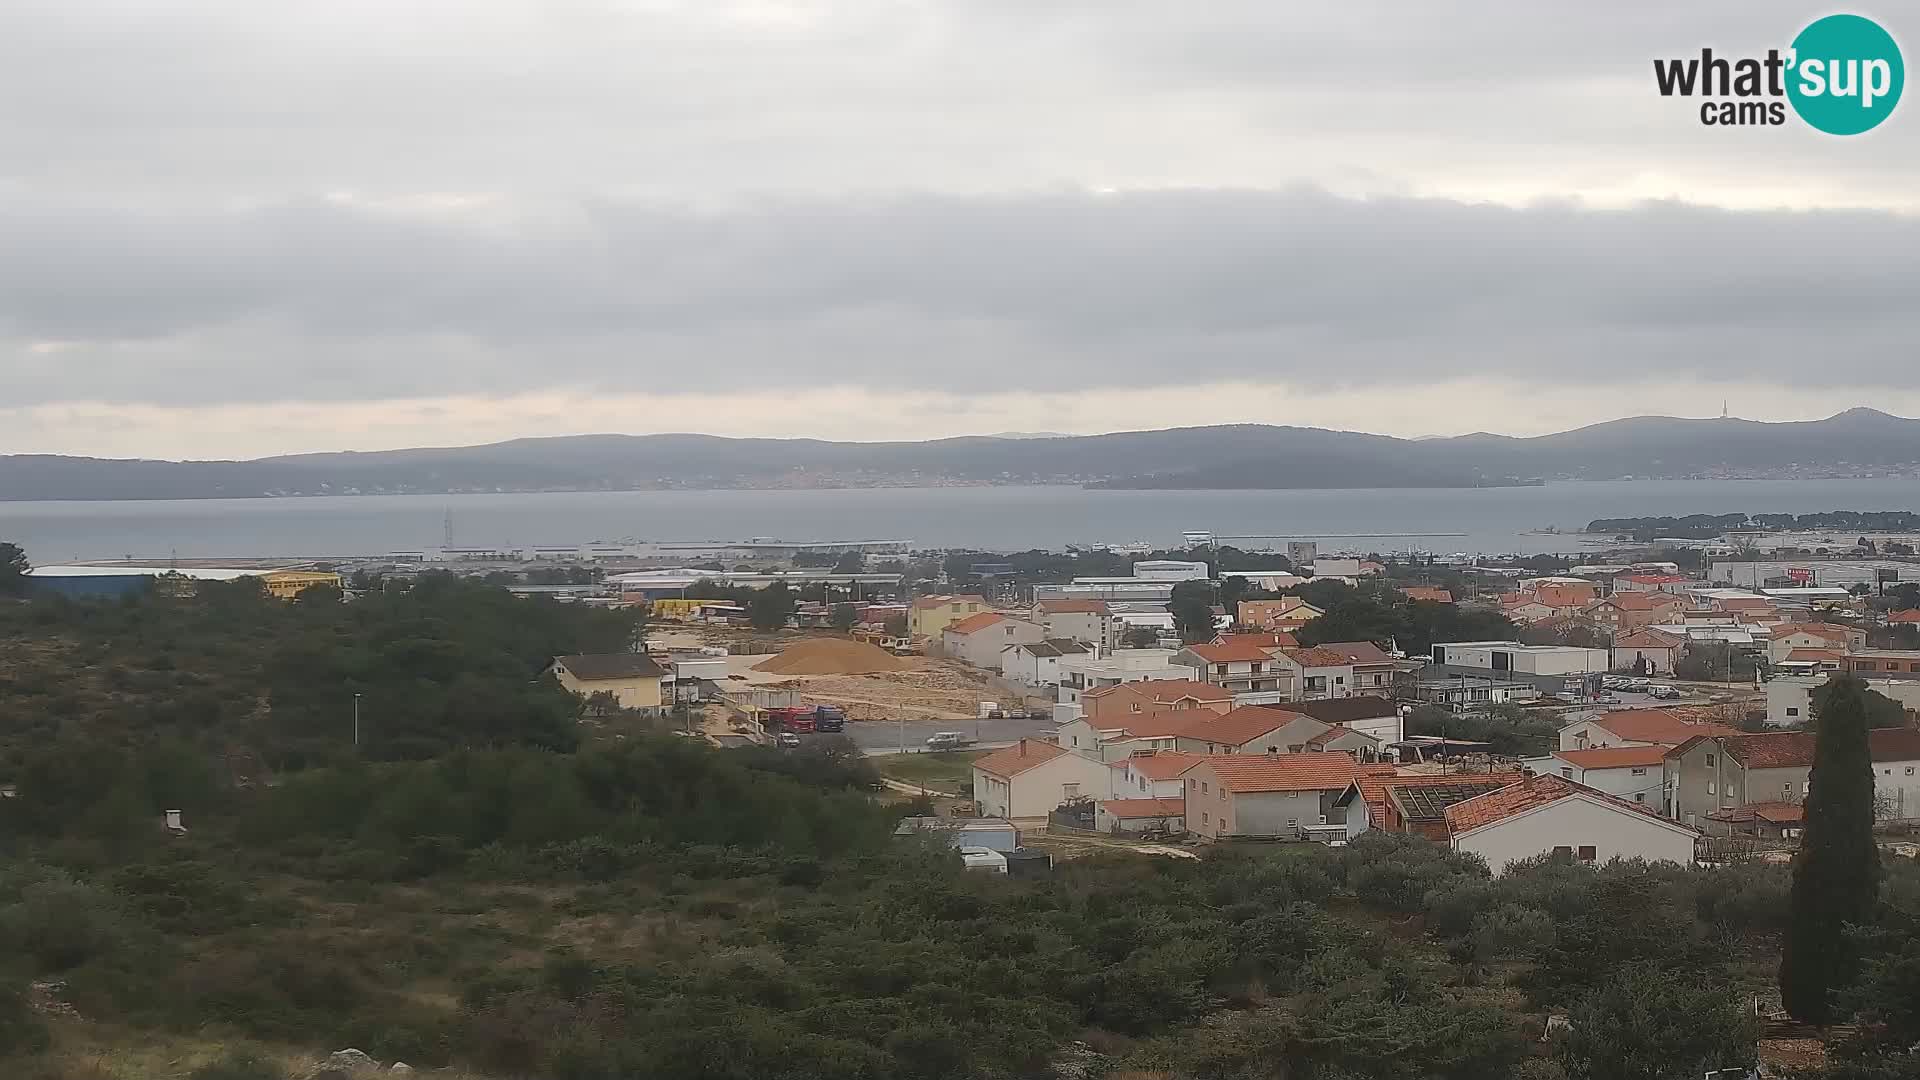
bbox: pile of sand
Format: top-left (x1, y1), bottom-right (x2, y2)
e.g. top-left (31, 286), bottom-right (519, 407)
top-left (752, 638), bottom-right (908, 676)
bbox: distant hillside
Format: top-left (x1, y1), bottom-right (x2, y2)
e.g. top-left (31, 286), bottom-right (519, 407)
top-left (3, 409), bottom-right (1917, 500)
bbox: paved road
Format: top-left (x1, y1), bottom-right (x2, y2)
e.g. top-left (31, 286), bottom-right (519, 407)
top-left (841, 714), bottom-right (1057, 754)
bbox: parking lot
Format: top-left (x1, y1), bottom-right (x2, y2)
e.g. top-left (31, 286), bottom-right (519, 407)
top-left (842, 714), bottom-right (1057, 755)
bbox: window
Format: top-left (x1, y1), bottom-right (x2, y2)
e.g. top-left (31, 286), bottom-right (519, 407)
top-left (1577, 845), bottom-right (1597, 862)
top-left (1707, 782), bottom-right (1716, 796)
top-left (1063, 784), bottom-right (1080, 798)
top-left (1286, 818), bottom-right (1297, 829)
top-left (1335, 676), bottom-right (1345, 685)
top-left (1201, 811), bottom-right (1209, 825)
top-left (1787, 707), bottom-right (1800, 717)
top-left (1318, 814), bottom-right (1328, 825)
top-left (1219, 788), bottom-right (1226, 801)
top-left (1552, 845), bottom-right (1573, 857)
top-left (1630, 767), bottom-right (1647, 776)
top-left (1634, 793), bottom-right (1646, 803)
top-left (1201, 782), bottom-right (1209, 794)
top-left (1705, 753), bottom-right (1715, 766)
top-left (1559, 767), bottom-right (1573, 778)
top-left (1908, 767), bottom-right (1916, 776)
top-left (1189, 778), bottom-right (1197, 790)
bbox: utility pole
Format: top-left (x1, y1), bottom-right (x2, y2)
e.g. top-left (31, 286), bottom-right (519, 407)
top-left (352, 692), bottom-right (362, 750)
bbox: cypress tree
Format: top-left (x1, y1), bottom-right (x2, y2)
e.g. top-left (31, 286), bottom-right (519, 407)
top-left (1779, 674), bottom-right (1881, 1023)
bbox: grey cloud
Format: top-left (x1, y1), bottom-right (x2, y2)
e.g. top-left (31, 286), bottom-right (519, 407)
top-left (3, 189), bottom-right (1918, 407)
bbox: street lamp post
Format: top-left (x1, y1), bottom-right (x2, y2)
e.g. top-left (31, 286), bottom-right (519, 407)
top-left (352, 692), bottom-right (362, 750)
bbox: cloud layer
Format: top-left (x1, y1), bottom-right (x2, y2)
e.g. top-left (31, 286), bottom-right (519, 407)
top-left (1, 0), bottom-right (1915, 456)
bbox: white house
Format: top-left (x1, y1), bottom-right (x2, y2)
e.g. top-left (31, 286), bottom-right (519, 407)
top-left (1287, 696), bottom-right (1406, 745)
top-left (1056, 648), bottom-right (1200, 703)
top-left (942, 612), bottom-right (1045, 669)
top-left (1610, 629), bottom-right (1685, 676)
top-left (1872, 728), bottom-right (1920, 821)
top-left (1432, 641), bottom-right (1610, 676)
top-left (970, 740), bottom-right (1114, 822)
top-left (1032, 600), bottom-right (1119, 652)
top-left (1130, 559), bottom-right (1210, 582)
top-left (1174, 707), bottom-right (1329, 756)
top-left (1272, 646), bottom-right (1358, 700)
top-left (1444, 774), bottom-right (1700, 874)
top-left (999, 638), bottom-right (1088, 687)
top-left (1110, 749), bottom-right (1208, 799)
top-left (1519, 746), bottom-right (1668, 806)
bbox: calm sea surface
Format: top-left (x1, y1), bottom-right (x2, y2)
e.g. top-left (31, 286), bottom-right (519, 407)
top-left (4, 479), bottom-right (1920, 563)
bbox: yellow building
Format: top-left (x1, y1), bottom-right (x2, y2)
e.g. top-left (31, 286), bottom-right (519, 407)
top-left (908, 594), bottom-right (989, 640)
top-left (551, 653), bottom-right (666, 714)
top-left (261, 570), bottom-right (344, 600)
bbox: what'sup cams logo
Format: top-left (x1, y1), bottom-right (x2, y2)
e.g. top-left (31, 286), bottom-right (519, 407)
top-left (1654, 13), bottom-right (1903, 133)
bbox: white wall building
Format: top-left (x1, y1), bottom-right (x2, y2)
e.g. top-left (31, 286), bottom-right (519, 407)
top-left (1445, 775), bottom-right (1699, 874)
top-left (1519, 746), bottom-right (1667, 806)
top-left (970, 741), bottom-right (1115, 821)
top-left (1431, 641), bottom-right (1610, 676)
top-left (1130, 559), bottom-right (1210, 582)
top-left (999, 639), bottom-right (1088, 687)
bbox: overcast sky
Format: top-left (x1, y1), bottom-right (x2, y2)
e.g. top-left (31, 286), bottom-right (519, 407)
top-left (2, 0), bottom-right (1915, 458)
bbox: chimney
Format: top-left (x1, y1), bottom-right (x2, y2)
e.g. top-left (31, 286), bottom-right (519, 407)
top-left (164, 809), bottom-right (186, 834)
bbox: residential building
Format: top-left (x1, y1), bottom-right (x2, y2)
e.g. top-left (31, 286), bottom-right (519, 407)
top-left (908, 594), bottom-right (989, 640)
top-left (1398, 586), bottom-right (1454, 604)
top-left (1667, 728), bottom-right (1920, 826)
top-left (1526, 580), bottom-right (1601, 608)
top-left (1080, 679), bottom-right (1234, 721)
top-left (1058, 709), bottom-right (1218, 762)
top-left (1782, 648), bottom-right (1845, 672)
top-left (999, 639), bottom-right (1088, 687)
top-left (1182, 753), bottom-right (1359, 841)
top-left (1110, 750), bottom-right (1209, 799)
top-left (1843, 649), bottom-right (1920, 680)
top-left (1432, 641), bottom-right (1610, 676)
top-left (1309, 641), bottom-right (1399, 696)
top-left (1172, 706), bottom-right (1328, 756)
top-left (1585, 592), bottom-right (1684, 633)
top-left (550, 653), bottom-right (666, 713)
top-left (1095, 797), bottom-right (1186, 834)
top-left (1284, 696), bottom-right (1406, 744)
top-left (1056, 650), bottom-right (1202, 704)
top-left (1767, 623), bottom-right (1868, 664)
top-left (1272, 646), bottom-right (1358, 700)
top-left (1520, 746), bottom-right (1668, 806)
top-left (1445, 774), bottom-right (1699, 874)
top-left (1175, 640), bottom-right (1295, 699)
top-left (1499, 598), bottom-right (1559, 625)
top-left (1558, 708), bottom-right (1739, 752)
top-left (942, 612), bottom-right (1044, 668)
top-left (1889, 610), bottom-right (1920, 626)
top-left (1032, 599), bottom-right (1118, 651)
top-left (1237, 597), bottom-right (1325, 632)
top-left (971, 740), bottom-right (1114, 821)
top-left (1610, 629), bottom-right (1685, 675)
top-left (1337, 771), bottom-right (1522, 840)
top-left (1614, 573), bottom-right (1694, 595)
top-left (1312, 558), bottom-right (1364, 579)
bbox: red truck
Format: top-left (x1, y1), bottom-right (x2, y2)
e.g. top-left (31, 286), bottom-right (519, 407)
top-left (766, 705), bottom-right (847, 734)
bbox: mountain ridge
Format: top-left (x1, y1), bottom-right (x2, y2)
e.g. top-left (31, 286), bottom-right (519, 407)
top-left (3, 409), bottom-right (1917, 500)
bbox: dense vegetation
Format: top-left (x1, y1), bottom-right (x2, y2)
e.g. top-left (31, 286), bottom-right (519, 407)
top-left (6, 569), bottom-right (1920, 1078)
top-left (1586, 511), bottom-right (1920, 536)
top-left (0, 574), bottom-right (640, 774)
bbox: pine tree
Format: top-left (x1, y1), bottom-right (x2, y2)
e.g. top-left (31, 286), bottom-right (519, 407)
top-left (1780, 673), bottom-right (1881, 1023)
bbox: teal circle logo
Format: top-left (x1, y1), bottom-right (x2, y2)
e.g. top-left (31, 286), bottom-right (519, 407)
top-left (1787, 14), bottom-right (1904, 134)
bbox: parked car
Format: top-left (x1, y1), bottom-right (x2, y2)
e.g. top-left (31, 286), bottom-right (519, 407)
top-left (1647, 684), bottom-right (1682, 700)
top-left (776, 732), bottom-right (802, 748)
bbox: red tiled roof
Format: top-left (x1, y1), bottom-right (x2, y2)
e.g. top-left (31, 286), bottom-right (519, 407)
top-left (1186, 639), bottom-right (1280, 663)
top-left (1219, 631), bottom-right (1298, 649)
top-left (1773, 622), bottom-right (1855, 640)
top-left (1283, 646), bottom-right (1353, 667)
top-left (1125, 679), bottom-right (1233, 702)
top-left (1552, 745), bottom-right (1670, 770)
top-left (1313, 641), bottom-right (1394, 665)
top-left (1873, 728), bottom-right (1920, 761)
top-left (1119, 750), bottom-right (1209, 780)
top-left (1597, 592), bottom-right (1680, 611)
top-left (1399, 587), bottom-right (1454, 603)
top-left (1707, 801), bottom-right (1805, 825)
top-left (1589, 709), bottom-right (1739, 746)
top-left (1890, 610), bottom-right (1920, 624)
top-left (1181, 706), bottom-right (1312, 748)
top-left (943, 611), bottom-right (1005, 636)
top-left (1305, 725), bottom-right (1354, 747)
top-left (973, 739), bottom-right (1069, 778)
top-left (1784, 648), bottom-right (1844, 663)
top-left (1197, 752), bottom-right (1357, 793)
top-left (1099, 797), bottom-right (1185, 820)
top-left (1623, 574), bottom-right (1690, 585)
top-left (1096, 709), bottom-right (1209, 739)
top-left (1444, 773), bottom-right (1686, 834)
top-left (1038, 599), bottom-right (1110, 614)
